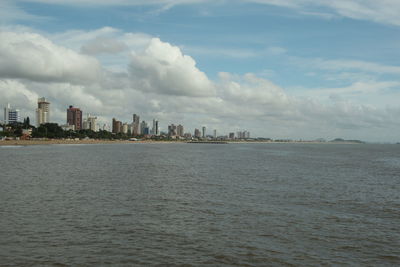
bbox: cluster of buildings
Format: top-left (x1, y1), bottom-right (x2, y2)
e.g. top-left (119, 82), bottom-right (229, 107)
top-left (112, 115), bottom-right (159, 136)
top-left (63, 105), bottom-right (98, 132)
top-left (2, 98), bottom-right (251, 140)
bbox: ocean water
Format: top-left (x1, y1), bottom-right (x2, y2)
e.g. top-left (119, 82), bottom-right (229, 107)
top-left (0, 143), bottom-right (399, 266)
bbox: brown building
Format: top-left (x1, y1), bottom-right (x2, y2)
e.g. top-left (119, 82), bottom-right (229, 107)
top-left (112, 118), bottom-right (122, 134)
top-left (67, 105), bottom-right (83, 131)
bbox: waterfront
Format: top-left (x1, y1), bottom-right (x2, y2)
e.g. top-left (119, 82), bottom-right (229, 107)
top-left (0, 143), bottom-right (399, 266)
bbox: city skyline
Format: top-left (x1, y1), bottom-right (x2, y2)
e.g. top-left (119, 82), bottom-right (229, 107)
top-left (0, 1), bottom-right (399, 142)
top-left (2, 100), bottom-right (250, 139)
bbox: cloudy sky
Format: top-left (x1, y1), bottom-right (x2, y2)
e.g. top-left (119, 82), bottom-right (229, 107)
top-left (1, 0), bottom-right (400, 142)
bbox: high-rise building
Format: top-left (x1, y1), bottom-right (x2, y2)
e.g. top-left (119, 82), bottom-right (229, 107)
top-left (229, 132), bottom-right (235, 139)
top-left (143, 126), bottom-right (150, 135)
top-left (177, 124), bottom-right (184, 137)
top-left (128, 124), bottom-right (134, 135)
top-left (202, 126), bottom-right (206, 138)
top-left (152, 119), bottom-right (159, 136)
top-left (112, 118), bottom-right (122, 134)
top-left (36, 97), bottom-right (50, 127)
top-left (236, 131), bottom-right (250, 139)
top-left (3, 103), bottom-right (20, 124)
top-left (67, 105), bottom-right (83, 131)
top-left (122, 123), bottom-right (129, 134)
top-left (168, 124), bottom-right (177, 137)
top-left (140, 120), bottom-right (148, 135)
top-left (213, 129), bottom-right (217, 139)
top-left (132, 114), bottom-right (140, 136)
top-left (194, 128), bottom-right (201, 138)
top-left (83, 114), bottom-right (98, 131)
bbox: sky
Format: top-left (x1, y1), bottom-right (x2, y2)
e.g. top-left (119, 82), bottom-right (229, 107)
top-left (1, 0), bottom-right (400, 142)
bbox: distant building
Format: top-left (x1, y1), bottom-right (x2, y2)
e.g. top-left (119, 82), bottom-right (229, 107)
top-left (194, 128), bottom-right (201, 138)
top-left (177, 124), bottom-right (184, 137)
top-left (168, 124), bottom-right (177, 137)
top-left (140, 120), bottom-right (148, 135)
top-left (83, 114), bottom-right (98, 132)
top-left (36, 97), bottom-right (50, 127)
top-left (3, 103), bottom-right (20, 124)
top-left (213, 129), bottom-right (217, 139)
top-left (184, 133), bottom-right (192, 139)
top-left (128, 124), bottom-right (134, 135)
top-left (143, 127), bottom-right (150, 135)
top-left (112, 118), bottom-right (122, 134)
top-left (67, 105), bottom-right (83, 131)
top-left (132, 114), bottom-right (140, 136)
top-left (202, 126), bottom-right (206, 138)
top-left (152, 119), bottom-right (159, 136)
top-left (122, 123), bottom-right (129, 134)
top-left (61, 124), bottom-right (75, 131)
top-left (237, 131), bottom-right (250, 139)
top-left (229, 132), bottom-right (235, 139)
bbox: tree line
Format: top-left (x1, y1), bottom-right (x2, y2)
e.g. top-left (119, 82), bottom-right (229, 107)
top-left (0, 118), bottom-right (132, 140)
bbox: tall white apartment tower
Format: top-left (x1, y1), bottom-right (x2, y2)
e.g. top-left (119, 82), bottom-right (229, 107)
top-left (83, 114), bottom-right (98, 132)
top-left (36, 97), bottom-right (50, 127)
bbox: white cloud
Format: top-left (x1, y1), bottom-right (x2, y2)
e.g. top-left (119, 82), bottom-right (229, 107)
top-left (129, 38), bottom-right (215, 97)
top-left (81, 37), bottom-right (128, 55)
top-left (219, 72), bottom-right (289, 106)
top-left (0, 79), bottom-right (38, 107)
top-left (0, 31), bottom-right (102, 84)
top-left (1, 27), bottom-right (399, 142)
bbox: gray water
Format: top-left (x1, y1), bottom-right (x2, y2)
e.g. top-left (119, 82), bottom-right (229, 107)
top-left (0, 143), bottom-right (399, 266)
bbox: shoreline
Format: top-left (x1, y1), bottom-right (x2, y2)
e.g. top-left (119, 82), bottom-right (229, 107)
top-left (0, 139), bottom-right (368, 146)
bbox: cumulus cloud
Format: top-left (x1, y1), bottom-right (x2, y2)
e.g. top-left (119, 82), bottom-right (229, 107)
top-left (1, 27), bottom-right (399, 142)
top-left (219, 72), bottom-right (289, 106)
top-left (0, 79), bottom-right (38, 106)
top-left (129, 38), bottom-right (215, 97)
top-left (0, 31), bottom-right (102, 84)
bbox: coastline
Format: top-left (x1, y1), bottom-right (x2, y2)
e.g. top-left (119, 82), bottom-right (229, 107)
top-left (0, 139), bottom-right (367, 146)
top-left (0, 139), bottom-right (164, 146)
